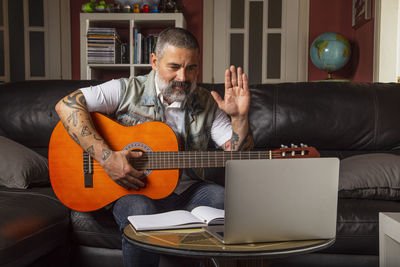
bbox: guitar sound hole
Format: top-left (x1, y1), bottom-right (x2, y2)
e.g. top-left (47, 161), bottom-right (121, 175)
top-left (130, 149), bottom-right (149, 171)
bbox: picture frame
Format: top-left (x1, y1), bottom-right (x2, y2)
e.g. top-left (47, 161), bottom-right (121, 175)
top-left (352, 0), bottom-right (371, 28)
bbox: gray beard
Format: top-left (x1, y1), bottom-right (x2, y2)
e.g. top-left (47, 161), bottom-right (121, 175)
top-left (155, 71), bottom-right (196, 104)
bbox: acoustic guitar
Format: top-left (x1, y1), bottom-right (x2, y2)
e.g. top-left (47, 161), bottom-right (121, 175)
top-left (49, 112), bottom-right (320, 211)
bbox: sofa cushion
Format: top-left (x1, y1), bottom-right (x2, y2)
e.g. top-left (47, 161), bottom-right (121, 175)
top-left (339, 153), bottom-right (400, 200)
top-left (0, 136), bottom-right (49, 189)
top-left (324, 198), bottom-right (400, 255)
top-left (0, 187), bottom-right (70, 267)
top-left (71, 209), bottom-right (122, 249)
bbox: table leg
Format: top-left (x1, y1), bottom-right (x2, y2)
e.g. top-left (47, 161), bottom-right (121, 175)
top-left (210, 257), bottom-right (219, 267)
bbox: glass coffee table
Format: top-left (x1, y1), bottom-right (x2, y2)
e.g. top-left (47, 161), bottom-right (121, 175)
top-left (124, 225), bottom-right (335, 266)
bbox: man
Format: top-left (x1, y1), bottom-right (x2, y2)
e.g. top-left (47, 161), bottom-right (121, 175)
top-left (55, 27), bottom-right (253, 266)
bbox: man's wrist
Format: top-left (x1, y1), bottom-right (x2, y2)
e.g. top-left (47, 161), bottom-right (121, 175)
top-left (231, 116), bottom-right (249, 129)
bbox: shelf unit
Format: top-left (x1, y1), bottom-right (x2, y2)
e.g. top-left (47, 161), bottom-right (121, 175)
top-left (80, 13), bottom-right (186, 80)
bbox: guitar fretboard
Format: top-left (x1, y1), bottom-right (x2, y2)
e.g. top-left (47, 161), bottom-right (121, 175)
top-left (131, 150), bottom-right (309, 170)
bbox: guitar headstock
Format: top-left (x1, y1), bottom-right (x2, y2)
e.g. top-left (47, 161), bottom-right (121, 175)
top-left (272, 144), bottom-right (320, 158)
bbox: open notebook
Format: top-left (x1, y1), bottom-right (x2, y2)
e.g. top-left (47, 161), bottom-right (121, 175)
top-left (128, 206), bottom-right (224, 231)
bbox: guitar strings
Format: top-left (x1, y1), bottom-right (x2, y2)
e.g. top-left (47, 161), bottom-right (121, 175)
top-left (83, 150), bottom-right (309, 170)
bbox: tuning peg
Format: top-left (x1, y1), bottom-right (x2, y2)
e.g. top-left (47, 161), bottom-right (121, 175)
top-left (291, 144), bottom-right (297, 156)
top-left (300, 143), bottom-right (308, 155)
top-left (280, 144), bottom-right (287, 157)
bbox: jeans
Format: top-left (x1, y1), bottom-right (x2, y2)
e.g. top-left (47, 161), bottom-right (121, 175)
top-left (113, 181), bottom-right (225, 267)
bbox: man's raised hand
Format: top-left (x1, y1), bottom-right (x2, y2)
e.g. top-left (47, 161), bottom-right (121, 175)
top-left (211, 65), bottom-right (250, 120)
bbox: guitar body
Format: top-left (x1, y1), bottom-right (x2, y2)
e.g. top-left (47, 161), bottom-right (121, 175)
top-left (49, 113), bottom-right (179, 212)
top-left (49, 112), bottom-right (320, 212)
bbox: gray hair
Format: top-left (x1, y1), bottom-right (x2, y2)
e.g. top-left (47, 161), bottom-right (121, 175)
top-left (155, 27), bottom-right (200, 59)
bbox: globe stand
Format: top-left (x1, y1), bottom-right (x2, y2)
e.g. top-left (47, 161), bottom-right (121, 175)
top-left (319, 72), bottom-right (349, 82)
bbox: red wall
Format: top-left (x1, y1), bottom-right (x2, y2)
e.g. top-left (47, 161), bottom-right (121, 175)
top-left (70, 0), bottom-right (203, 81)
top-left (308, 0), bottom-right (375, 81)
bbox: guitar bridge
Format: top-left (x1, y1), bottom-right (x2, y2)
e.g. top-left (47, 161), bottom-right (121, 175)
top-left (83, 151), bottom-right (93, 188)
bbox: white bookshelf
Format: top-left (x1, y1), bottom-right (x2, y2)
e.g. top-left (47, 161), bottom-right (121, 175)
top-left (80, 13), bottom-right (186, 80)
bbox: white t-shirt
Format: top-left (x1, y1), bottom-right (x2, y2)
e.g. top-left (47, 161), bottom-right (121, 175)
top-left (80, 79), bottom-right (232, 193)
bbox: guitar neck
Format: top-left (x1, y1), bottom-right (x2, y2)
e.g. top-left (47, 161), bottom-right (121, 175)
top-left (132, 150), bottom-right (308, 170)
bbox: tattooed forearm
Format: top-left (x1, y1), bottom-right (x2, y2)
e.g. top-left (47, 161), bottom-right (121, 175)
top-left (226, 129), bottom-right (254, 151)
top-left (66, 110), bottom-right (78, 126)
top-left (93, 134), bottom-right (103, 141)
top-left (56, 90), bottom-right (113, 165)
top-left (237, 130), bottom-right (254, 151)
top-left (81, 125), bottom-right (92, 137)
top-left (102, 149), bottom-right (111, 161)
top-left (62, 91), bottom-right (88, 112)
top-left (230, 131), bottom-right (240, 150)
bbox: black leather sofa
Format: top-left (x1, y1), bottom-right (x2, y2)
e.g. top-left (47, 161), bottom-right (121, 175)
top-left (1, 80), bottom-right (400, 267)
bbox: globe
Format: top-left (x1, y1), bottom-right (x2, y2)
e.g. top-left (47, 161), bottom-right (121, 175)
top-left (310, 32), bottom-right (351, 79)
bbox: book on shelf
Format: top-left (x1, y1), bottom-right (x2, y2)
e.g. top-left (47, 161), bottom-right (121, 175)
top-left (128, 206), bottom-right (224, 231)
top-left (133, 28), bottom-right (138, 64)
top-left (121, 42), bottom-right (129, 64)
top-left (136, 32), bottom-right (143, 64)
top-left (143, 37), bottom-right (149, 64)
top-left (132, 29), bottom-right (159, 64)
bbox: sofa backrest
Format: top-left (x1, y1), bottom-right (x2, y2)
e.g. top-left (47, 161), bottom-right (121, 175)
top-left (205, 82), bottom-right (400, 158)
top-left (1, 80), bottom-right (400, 158)
top-left (0, 80), bottom-right (102, 157)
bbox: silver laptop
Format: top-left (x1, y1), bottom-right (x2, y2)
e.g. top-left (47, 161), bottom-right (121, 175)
top-left (206, 158), bottom-right (340, 244)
